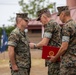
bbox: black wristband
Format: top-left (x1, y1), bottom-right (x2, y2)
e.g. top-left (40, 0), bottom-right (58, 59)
top-left (34, 44), bottom-right (37, 49)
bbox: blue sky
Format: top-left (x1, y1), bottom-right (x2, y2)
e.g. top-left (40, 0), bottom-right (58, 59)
top-left (0, 0), bottom-right (66, 27)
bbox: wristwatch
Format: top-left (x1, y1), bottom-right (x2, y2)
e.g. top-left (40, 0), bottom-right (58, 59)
top-left (34, 44), bottom-right (37, 49)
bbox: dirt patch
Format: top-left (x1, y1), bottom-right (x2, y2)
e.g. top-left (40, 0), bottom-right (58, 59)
top-left (0, 50), bottom-right (47, 75)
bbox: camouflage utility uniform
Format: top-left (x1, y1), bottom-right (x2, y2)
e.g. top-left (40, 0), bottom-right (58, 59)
top-left (44, 19), bottom-right (61, 75)
top-left (8, 27), bottom-right (31, 75)
top-left (60, 19), bottom-right (76, 75)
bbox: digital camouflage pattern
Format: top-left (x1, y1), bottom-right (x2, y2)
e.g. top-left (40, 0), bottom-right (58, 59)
top-left (16, 13), bottom-right (29, 21)
top-left (60, 19), bottom-right (76, 75)
top-left (57, 6), bottom-right (69, 16)
top-left (37, 8), bottom-right (50, 21)
top-left (44, 19), bottom-right (61, 75)
top-left (11, 68), bottom-right (30, 75)
top-left (8, 27), bottom-right (31, 75)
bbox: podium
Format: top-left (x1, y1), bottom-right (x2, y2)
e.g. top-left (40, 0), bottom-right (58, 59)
top-left (42, 46), bottom-right (60, 61)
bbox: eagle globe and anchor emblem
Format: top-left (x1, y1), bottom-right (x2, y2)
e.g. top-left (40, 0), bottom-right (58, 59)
top-left (47, 50), bottom-right (54, 58)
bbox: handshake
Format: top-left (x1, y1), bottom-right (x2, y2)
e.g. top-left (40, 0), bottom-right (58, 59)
top-left (29, 43), bottom-right (37, 49)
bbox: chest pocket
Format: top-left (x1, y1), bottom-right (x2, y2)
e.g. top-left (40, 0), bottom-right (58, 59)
top-left (21, 38), bottom-right (29, 46)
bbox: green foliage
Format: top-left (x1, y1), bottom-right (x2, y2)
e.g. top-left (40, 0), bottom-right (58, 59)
top-left (0, 26), bottom-right (15, 38)
top-left (0, 26), bottom-right (15, 46)
top-left (47, 4), bottom-right (53, 8)
top-left (8, 16), bottom-right (15, 23)
top-left (8, 0), bottom-right (55, 24)
top-left (0, 27), bottom-right (2, 35)
top-left (5, 26), bottom-right (15, 37)
top-left (18, 0), bottom-right (54, 18)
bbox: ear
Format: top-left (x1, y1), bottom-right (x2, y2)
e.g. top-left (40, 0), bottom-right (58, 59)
top-left (62, 11), bottom-right (65, 16)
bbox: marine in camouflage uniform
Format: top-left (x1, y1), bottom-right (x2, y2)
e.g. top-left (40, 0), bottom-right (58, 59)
top-left (52, 6), bottom-right (76, 75)
top-left (8, 13), bottom-right (31, 75)
top-left (60, 19), bottom-right (76, 75)
top-left (30, 8), bottom-right (61, 75)
top-left (44, 19), bottom-right (61, 75)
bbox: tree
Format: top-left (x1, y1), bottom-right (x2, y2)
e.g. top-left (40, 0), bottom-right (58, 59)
top-left (18, 0), bottom-right (54, 18)
top-left (8, 0), bottom-right (55, 23)
top-left (0, 25), bottom-right (15, 37)
top-left (0, 26), bottom-right (15, 46)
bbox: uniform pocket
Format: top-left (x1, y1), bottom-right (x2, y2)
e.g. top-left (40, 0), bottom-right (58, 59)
top-left (21, 38), bottom-right (28, 45)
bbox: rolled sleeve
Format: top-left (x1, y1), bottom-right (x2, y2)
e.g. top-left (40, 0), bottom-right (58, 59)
top-left (43, 32), bottom-right (52, 39)
top-left (62, 36), bottom-right (70, 42)
top-left (8, 41), bottom-right (17, 47)
top-left (8, 33), bottom-right (19, 47)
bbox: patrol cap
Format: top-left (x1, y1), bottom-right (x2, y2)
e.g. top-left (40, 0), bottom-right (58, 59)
top-left (16, 13), bottom-right (29, 21)
top-left (57, 6), bottom-right (69, 16)
top-left (37, 8), bottom-right (50, 21)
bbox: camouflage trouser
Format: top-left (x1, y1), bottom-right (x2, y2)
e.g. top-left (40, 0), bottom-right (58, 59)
top-left (48, 62), bottom-right (60, 75)
top-left (60, 63), bottom-right (76, 75)
top-left (11, 68), bottom-right (30, 75)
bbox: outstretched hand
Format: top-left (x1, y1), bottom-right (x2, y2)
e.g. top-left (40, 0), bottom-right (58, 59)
top-left (29, 43), bottom-right (35, 49)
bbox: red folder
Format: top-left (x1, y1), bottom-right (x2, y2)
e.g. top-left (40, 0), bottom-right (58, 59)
top-left (42, 46), bottom-right (60, 61)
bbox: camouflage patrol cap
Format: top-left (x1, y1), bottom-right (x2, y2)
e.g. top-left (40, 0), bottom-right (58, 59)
top-left (37, 8), bottom-right (50, 21)
top-left (16, 13), bottom-right (29, 21)
top-left (57, 6), bottom-right (69, 16)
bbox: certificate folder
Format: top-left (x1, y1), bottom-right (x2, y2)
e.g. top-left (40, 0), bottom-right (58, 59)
top-left (42, 46), bottom-right (60, 61)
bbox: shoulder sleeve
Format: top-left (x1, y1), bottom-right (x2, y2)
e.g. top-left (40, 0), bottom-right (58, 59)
top-left (8, 32), bottom-right (19, 47)
top-left (44, 22), bottom-right (57, 39)
top-left (43, 22), bottom-right (55, 39)
top-left (62, 24), bottom-right (72, 42)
